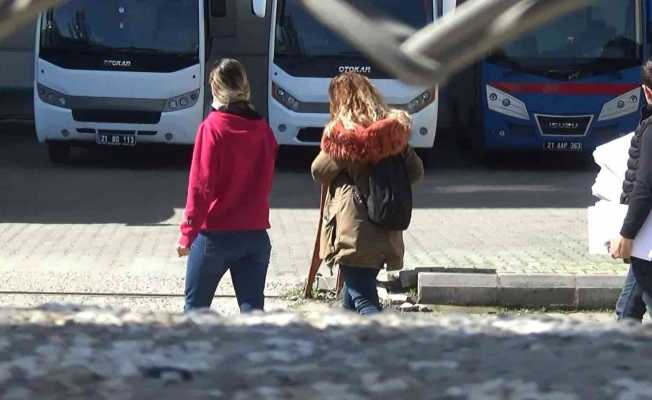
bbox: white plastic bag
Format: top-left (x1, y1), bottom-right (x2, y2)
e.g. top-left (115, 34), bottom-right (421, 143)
top-left (588, 132), bottom-right (652, 260)
top-left (587, 200), bottom-right (627, 255)
top-left (591, 168), bottom-right (625, 202)
top-left (588, 200), bottom-right (652, 261)
top-left (592, 132), bottom-right (632, 183)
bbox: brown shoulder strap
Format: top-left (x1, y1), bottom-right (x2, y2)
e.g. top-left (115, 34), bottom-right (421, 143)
top-left (304, 185), bottom-right (327, 298)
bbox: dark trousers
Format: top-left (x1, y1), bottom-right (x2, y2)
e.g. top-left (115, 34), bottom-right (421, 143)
top-left (340, 265), bottom-right (382, 315)
top-left (615, 265), bottom-right (647, 322)
top-left (185, 231), bottom-right (271, 313)
top-left (626, 257), bottom-right (652, 320)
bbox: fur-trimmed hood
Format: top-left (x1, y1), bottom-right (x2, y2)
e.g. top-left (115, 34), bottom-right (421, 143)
top-left (321, 117), bottom-right (410, 164)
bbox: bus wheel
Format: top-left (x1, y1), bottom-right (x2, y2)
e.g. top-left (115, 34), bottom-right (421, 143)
top-left (47, 141), bottom-right (71, 164)
top-left (469, 128), bottom-right (494, 164)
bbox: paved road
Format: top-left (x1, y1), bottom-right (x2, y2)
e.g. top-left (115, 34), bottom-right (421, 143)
top-left (0, 123), bottom-right (626, 310)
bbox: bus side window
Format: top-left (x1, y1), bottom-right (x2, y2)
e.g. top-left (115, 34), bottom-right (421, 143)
top-left (211, 0), bottom-right (227, 18)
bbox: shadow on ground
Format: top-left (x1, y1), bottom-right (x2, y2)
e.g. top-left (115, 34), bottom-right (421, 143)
top-left (0, 123), bottom-right (599, 225)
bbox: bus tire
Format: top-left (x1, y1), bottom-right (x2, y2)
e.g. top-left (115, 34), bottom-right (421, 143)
top-left (469, 126), bottom-right (485, 152)
top-left (47, 141), bottom-right (71, 164)
top-left (469, 130), bottom-right (500, 165)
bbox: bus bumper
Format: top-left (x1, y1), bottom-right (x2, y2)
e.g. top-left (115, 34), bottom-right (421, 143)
top-left (34, 98), bottom-right (202, 145)
top-left (269, 99), bottom-right (438, 148)
top-left (482, 113), bottom-right (639, 152)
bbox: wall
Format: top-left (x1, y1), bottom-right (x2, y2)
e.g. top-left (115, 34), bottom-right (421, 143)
top-left (0, 21), bottom-right (36, 119)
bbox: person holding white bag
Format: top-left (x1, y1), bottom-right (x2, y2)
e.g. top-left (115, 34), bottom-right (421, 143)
top-left (611, 59), bottom-right (652, 318)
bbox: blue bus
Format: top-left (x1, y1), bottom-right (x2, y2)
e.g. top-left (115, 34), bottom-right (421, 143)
top-left (476, 0), bottom-right (645, 153)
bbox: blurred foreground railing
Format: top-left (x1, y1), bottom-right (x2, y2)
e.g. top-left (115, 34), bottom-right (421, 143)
top-left (300, 0), bottom-right (594, 86)
top-left (0, 0), bottom-right (62, 40)
top-left (1, 0), bottom-right (592, 86)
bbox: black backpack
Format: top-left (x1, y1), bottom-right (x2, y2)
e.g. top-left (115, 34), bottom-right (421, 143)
top-left (354, 153), bottom-right (413, 231)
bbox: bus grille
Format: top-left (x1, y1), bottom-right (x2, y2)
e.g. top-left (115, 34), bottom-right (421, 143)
top-left (72, 109), bottom-right (162, 124)
top-left (297, 127), bottom-right (324, 143)
top-left (535, 114), bottom-right (592, 137)
top-left (507, 123), bottom-right (535, 138)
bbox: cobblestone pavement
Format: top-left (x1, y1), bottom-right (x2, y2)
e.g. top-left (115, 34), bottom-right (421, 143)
top-left (0, 305), bottom-right (649, 399)
top-left (0, 126), bottom-right (625, 306)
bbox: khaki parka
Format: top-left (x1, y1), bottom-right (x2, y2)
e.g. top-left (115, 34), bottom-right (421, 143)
top-left (311, 117), bottom-right (424, 270)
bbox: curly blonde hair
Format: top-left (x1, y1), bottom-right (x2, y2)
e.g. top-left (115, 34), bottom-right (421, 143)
top-left (325, 72), bottom-right (409, 134)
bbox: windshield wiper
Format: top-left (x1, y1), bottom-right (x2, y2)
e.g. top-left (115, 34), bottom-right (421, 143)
top-left (335, 50), bottom-right (364, 57)
top-left (110, 47), bottom-right (164, 54)
top-left (109, 47), bottom-right (197, 57)
top-left (44, 41), bottom-right (109, 53)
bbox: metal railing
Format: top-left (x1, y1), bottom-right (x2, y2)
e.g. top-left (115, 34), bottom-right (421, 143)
top-left (0, 0), bottom-right (60, 40)
top-left (299, 0), bottom-right (594, 86)
top-left (1, 0), bottom-right (593, 86)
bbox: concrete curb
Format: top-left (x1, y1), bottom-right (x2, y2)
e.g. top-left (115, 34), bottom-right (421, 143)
top-left (399, 267), bottom-right (497, 289)
top-left (313, 270), bottom-right (626, 310)
top-left (418, 273), bottom-right (626, 309)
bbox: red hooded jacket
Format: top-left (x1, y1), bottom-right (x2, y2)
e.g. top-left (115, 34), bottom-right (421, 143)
top-left (179, 105), bottom-right (277, 248)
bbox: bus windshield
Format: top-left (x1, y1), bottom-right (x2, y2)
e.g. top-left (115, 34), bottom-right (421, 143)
top-left (489, 0), bottom-right (641, 78)
top-left (40, 0), bottom-right (199, 71)
top-left (274, 0), bottom-right (433, 77)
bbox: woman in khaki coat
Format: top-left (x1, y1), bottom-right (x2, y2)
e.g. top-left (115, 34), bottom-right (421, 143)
top-left (311, 72), bottom-right (424, 315)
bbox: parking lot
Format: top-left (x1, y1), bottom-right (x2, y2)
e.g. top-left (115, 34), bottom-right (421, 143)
top-left (0, 123), bottom-right (626, 311)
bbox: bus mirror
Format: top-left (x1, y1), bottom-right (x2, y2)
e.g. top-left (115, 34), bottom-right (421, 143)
top-left (252, 0), bottom-right (267, 17)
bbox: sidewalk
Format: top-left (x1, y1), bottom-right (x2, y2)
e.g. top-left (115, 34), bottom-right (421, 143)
top-left (0, 205), bottom-right (626, 309)
top-left (404, 207), bottom-right (625, 276)
top-left (0, 131), bottom-right (626, 310)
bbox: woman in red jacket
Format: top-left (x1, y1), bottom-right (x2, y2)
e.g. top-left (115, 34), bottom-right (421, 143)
top-left (177, 59), bottom-right (278, 312)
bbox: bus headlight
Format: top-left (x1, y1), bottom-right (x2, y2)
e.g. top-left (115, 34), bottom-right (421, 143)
top-left (486, 85), bottom-right (529, 120)
top-left (598, 88), bottom-right (641, 121)
top-left (164, 89), bottom-right (200, 112)
top-left (272, 82), bottom-right (300, 111)
top-left (37, 83), bottom-right (70, 109)
top-left (404, 88), bottom-right (437, 114)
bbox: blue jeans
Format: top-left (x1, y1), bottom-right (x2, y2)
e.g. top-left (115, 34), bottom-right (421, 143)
top-left (340, 265), bottom-right (382, 315)
top-left (628, 257), bottom-right (652, 320)
top-left (185, 231), bottom-right (271, 313)
top-left (615, 266), bottom-right (647, 322)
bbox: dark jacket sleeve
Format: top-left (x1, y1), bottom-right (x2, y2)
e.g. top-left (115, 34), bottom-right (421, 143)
top-left (621, 124), bottom-right (652, 239)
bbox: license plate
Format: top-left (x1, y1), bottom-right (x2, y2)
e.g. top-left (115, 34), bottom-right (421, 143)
top-left (543, 141), bottom-right (582, 152)
top-left (97, 133), bottom-right (136, 146)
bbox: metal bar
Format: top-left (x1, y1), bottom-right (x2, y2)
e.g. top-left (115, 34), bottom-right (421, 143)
top-left (0, 0), bottom-right (62, 41)
top-left (299, 0), bottom-right (441, 84)
top-left (403, 0), bottom-right (522, 60)
top-left (403, 0), bottom-right (594, 81)
top-left (300, 0), bottom-right (595, 86)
